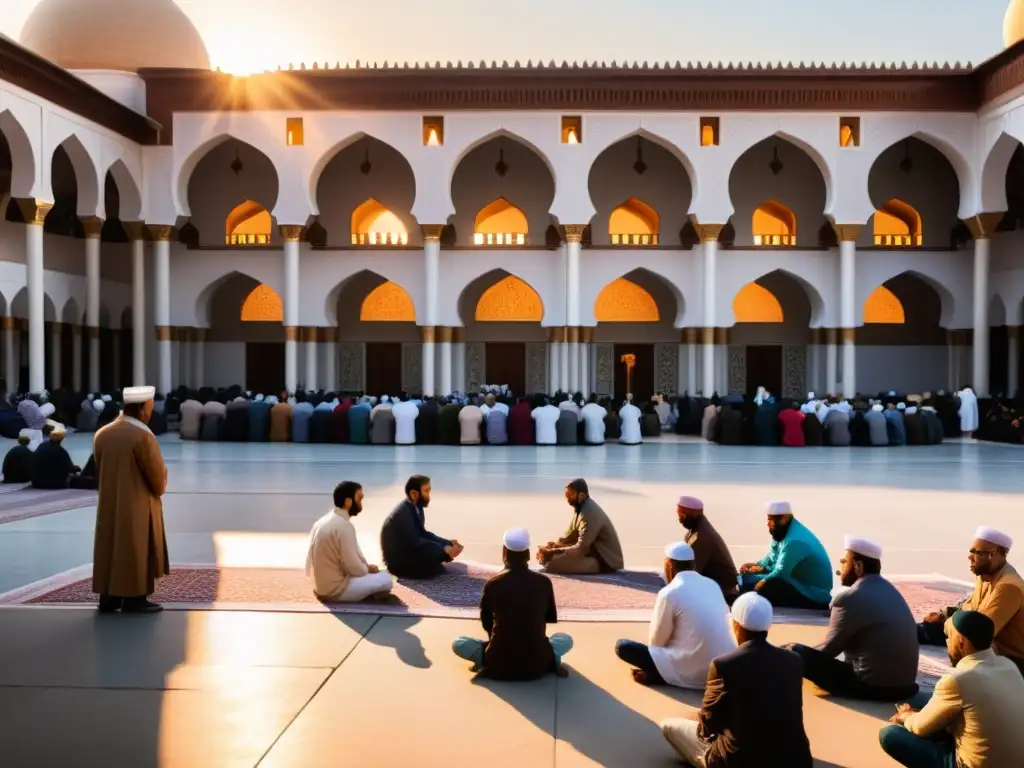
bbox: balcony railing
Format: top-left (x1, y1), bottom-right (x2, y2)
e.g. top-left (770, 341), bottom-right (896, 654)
top-left (610, 233), bottom-right (660, 245)
top-left (753, 234), bottom-right (796, 246)
top-left (351, 231), bottom-right (409, 246)
top-left (474, 232), bottom-right (526, 246)
top-left (874, 234), bottom-right (922, 247)
top-left (226, 233), bottom-right (271, 246)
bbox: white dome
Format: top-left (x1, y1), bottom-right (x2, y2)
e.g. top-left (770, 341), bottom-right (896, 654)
top-left (20, 0), bottom-right (210, 72)
top-left (1005, 0), bottom-right (1024, 48)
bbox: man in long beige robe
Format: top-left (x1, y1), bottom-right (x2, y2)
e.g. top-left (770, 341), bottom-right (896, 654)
top-left (92, 385), bottom-right (169, 613)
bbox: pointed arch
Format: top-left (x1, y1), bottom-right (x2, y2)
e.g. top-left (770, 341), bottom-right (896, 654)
top-left (309, 132), bottom-right (415, 216)
top-left (474, 274), bottom-right (544, 322)
top-left (61, 297), bottom-right (82, 325)
top-left (863, 286), bottom-right (905, 324)
top-left (981, 131), bottom-right (1021, 214)
top-left (590, 128), bottom-right (698, 200)
top-left (360, 282), bottom-right (416, 321)
top-left (105, 159), bottom-right (143, 221)
top-left (866, 131), bottom-right (970, 219)
top-left (240, 283), bottom-right (283, 322)
top-left (873, 199), bottom-right (923, 246)
top-left (176, 133), bottom-right (281, 219)
top-left (53, 134), bottom-right (100, 217)
top-left (752, 199), bottom-right (796, 246)
top-left (594, 278), bottom-right (660, 322)
top-left (351, 198), bottom-right (408, 246)
top-left (325, 269), bottom-right (419, 326)
top-left (194, 270), bottom-right (279, 327)
top-left (609, 197), bottom-right (660, 245)
top-left (733, 283), bottom-right (784, 323)
top-left (731, 131), bottom-right (834, 216)
top-left (448, 129), bottom-right (558, 198)
top-left (226, 200), bottom-right (273, 245)
top-left (474, 198), bottom-right (528, 245)
top-left (0, 109), bottom-right (36, 199)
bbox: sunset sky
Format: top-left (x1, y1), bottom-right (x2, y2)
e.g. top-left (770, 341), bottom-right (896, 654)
top-left (0, 0), bottom-right (1013, 76)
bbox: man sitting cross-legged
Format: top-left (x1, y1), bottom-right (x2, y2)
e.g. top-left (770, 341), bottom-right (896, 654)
top-left (615, 541), bottom-right (735, 689)
top-left (380, 474), bottom-right (462, 578)
top-left (305, 481), bottom-right (394, 602)
top-left (536, 478), bottom-right (624, 575)
top-left (452, 528), bottom-right (572, 680)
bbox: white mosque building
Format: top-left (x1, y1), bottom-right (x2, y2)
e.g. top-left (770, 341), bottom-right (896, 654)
top-left (4, 0), bottom-right (1024, 402)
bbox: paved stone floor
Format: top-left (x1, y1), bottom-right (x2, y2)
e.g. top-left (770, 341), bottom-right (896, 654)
top-left (0, 434), bottom-right (1022, 766)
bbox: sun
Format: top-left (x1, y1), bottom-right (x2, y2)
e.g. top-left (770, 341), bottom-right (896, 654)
top-left (209, 43), bottom-right (277, 76)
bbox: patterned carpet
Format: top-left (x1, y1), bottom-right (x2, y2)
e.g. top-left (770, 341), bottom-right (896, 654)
top-left (0, 487), bottom-right (97, 525)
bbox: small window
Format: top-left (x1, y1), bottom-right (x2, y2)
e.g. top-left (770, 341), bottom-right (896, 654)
top-left (561, 116), bottom-right (582, 144)
top-left (700, 117), bottom-right (719, 147)
top-left (286, 117), bottom-right (304, 146)
top-left (423, 116), bottom-right (444, 146)
top-left (840, 117), bottom-right (860, 148)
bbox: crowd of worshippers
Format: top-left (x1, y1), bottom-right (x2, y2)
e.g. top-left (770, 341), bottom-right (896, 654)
top-left (695, 386), bottom-right (981, 447)
top-left (306, 477), bottom-right (1024, 766)
top-left (975, 395), bottom-right (1024, 445)
top-left (166, 385), bottom-right (679, 446)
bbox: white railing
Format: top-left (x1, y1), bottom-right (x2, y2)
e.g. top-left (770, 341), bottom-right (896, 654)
top-left (226, 233), bottom-right (271, 245)
top-left (351, 231), bottom-right (409, 246)
top-left (610, 233), bottom-right (659, 245)
top-left (753, 234), bottom-right (796, 246)
top-left (474, 232), bottom-right (526, 246)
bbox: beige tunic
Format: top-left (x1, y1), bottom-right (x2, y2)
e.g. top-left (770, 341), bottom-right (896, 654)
top-left (92, 415), bottom-right (169, 597)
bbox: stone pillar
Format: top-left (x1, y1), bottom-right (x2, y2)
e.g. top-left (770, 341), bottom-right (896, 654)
top-left (280, 225), bottom-right (303, 395)
top-left (580, 327), bottom-right (593, 396)
top-left (825, 328), bottom-right (838, 396)
top-left (683, 328), bottom-right (697, 394)
top-left (2, 316), bottom-right (16, 390)
top-left (1009, 326), bottom-right (1020, 397)
top-left (965, 214), bottom-right (1002, 396)
top-left (452, 327), bottom-right (466, 394)
top-left (149, 225), bottom-right (173, 393)
top-left (698, 224), bottom-right (723, 396)
top-left (548, 327), bottom-right (560, 394)
top-left (320, 327), bottom-right (337, 392)
top-left (559, 327), bottom-right (570, 394)
top-left (714, 327), bottom-right (730, 395)
top-left (49, 321), bottom-right (62, 390)
top-left (421, 224), bottom-right (443, 397)
top-left (17, 200), bottom-right (51, 393)
top-left (123, 226), bottom-right (148, 388)
top-left (437, 326), bottom-right (453, 396)
top-left (193, 329), bottom-right (206, 388)
top-left (835, 225), bottom-right (860, 399)
top-left (82, 217), bottom-right (102, 392)
top-left (71, 323), bottom-right (82, 392)
top-left (564, 225), bottom-right (584, 393)
top-left (567, 326), bottom-right (580, 393)
top-left (420, 326), bottom-right (435, 396)
top-left (303, 327), bottom-right (318, 391)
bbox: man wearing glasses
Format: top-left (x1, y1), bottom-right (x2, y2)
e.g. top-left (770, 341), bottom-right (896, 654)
top-left (917, 526), bottom-right (1024, 676)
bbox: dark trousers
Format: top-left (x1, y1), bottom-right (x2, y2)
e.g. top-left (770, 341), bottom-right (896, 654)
top-left (741, 576), bottom-right (830, 610)
top-left (614, 639), bottom-right (666, 684)
top-left (789, 644), bottom-right (918, 701)
top-left (878, 724), bottom-right (957, 768)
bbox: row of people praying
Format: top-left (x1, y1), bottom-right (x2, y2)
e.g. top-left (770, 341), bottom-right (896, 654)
top-left (2, 421), bottom-right (97, 490)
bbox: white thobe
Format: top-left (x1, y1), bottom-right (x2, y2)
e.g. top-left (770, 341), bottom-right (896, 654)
top-left (958, 388), bottom-right (979, 432)
top-left (649, 571), bottom-right (737, 689)
top-left (581, 403), bottom-right (607, 444)
top-left (532, 405), bottom-right (560, 445)
top-left (618, 403), bottom-right (642, 444)
top-left (392, 401), bottom-right (419, 444)
top-left (305, 508), bottom-right (393, 602)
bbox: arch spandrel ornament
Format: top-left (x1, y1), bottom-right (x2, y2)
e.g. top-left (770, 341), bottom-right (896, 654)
top-left (475, 276), bottom-right (544, 322)
top-left (594, 278), bottom-right (660, 322)
top-left (360, 282), bottom-right (416, 322)
top-left (241, 284), bottom-right (284, 322)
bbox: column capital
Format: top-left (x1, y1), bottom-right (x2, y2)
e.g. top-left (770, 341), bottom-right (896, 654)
top-left (452, 327), bottom-right (464, 343)
top-left (318, 327), bottom-right (337, 343)
top-left (421, 224), bottom-right (445, 242)
top-left (808, 327), bottom-right (822, 344)
top-left (284, 326), bottom-right (300, 342)
top-left (300, 326), bottom-right (319, 343)
top-left (563, 225), bottom-right (587, 244)
top-left (437, 326), bottom-right (453, 344)
top-left (0, 316), bottom-right (15, 331)
top-left (964, 213), bottom-right (1004, 241)
top-left (700, 327), bottom-right (714, 345)
top-left (279, 225), bottom-right (304, 242)
top-left (841, 328), bottom-right (856, 344)
top-left (87, 326), bottom-right (101, 339)
top-left (16, 199), bottom-right (53, 226)
top-left (580, 326), bottom-right (594, 343)
top-left (70, 323), bottom-right (82, 336)
top-left (824, 328), bottom-right (838, 344)
top-left (696, 224), bottom-right (725, 243)
top-left (714, 327), bottom-right (730, 345)
top-left (122, 222), bottom-right (147, 241)
top-left (420, 326), bottom-right (436, 343)
top-left (80, 216), bottom-right (104, 238)
top-left (832, 223), bottom-right (862, 242)
top-left (681, 328), bottom-right (698, 345)
top-left (155, 326), bottom-right (172, 342)
top-left (567, 326), bottom-right (580, 344)
top-left (148, 225), bottom-right (174, 242)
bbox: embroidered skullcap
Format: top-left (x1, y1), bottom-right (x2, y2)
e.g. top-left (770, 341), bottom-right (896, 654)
top-left (731, 592), bottom-right (773, 632)
top-left (123, 386), bottom-right (155, 404)
top-left (951, 610), bottom-right (995, 649)
top-left (678, 496), bottom-right (703, 510)
top-left (765, 500), bottom-right (792, 516)
top-left (502, 528), bottom-right (530, 552)
top-left (974, 526), bottom-right (1012, 550)
top-left (92, 399), bottom-right (105, 412)
top-left (844, 535), bottom-right (882, 560)
top-left (664, 541), bottom-right (695, 561)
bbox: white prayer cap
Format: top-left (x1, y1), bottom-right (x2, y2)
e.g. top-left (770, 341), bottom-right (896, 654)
top-left (871, 403), bottom-right (883, 412)
top-left (101, 394), bottom-right (112, 403)
top-left (664, 541), bottom-right (695, 561)
top-left (807, 392), bottom-right (815, 400)
top-left (18, 428), bottom-right (32, 440)
top-left (381, 395), bottom-right (390, 403)
top-left (896, 402), bottom-right (906, 411)
top-left (255, 394), bottom-right (265, 402)
top-left (765, 500), bottom-right (792, 516)
top-left (974, 526), bottom-right (1013, 550)
top-left (731, 592), bottom-right (773, 633)
top-left (502, 528), bottom-right (530, 552)
top-left (48, 421), bottom-right (66, 437)
top-left (844, 535), bottom-right (882, 560)
top-left (678, 495), bottom-right (703, 510)
top-left (92, 399), bottom-right (105, 412)
top-left (87, 394), bottom-right (94, 401)
top-left (39, 402), bottom-right (55, 418)
top-left (266, 395), bottom-right (279, 405)
top-left (123, 386), bottom-right (155, 404)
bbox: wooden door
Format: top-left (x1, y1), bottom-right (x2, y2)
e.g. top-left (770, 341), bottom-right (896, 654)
top-left (246, 342), bottom-right (285, 395)
top-left (613, 343), bottom-right (654, 402)
top-left (745, 345), bottom-right (783, 397)
top-left (485, 342), bottom-right (526, 396)
top-left (365, 342), bottom-right (402, 396)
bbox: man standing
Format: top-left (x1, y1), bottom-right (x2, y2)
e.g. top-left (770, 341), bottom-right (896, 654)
top-left (380, 475), bottom-right (462, 578)
top-left (452, 528), bottom-right (572, 680)
top-left (738, 501), bottom-right (832, 610)
top-left (785, 536), bottom-right (919, 701)
top-left (677, 496), bottom-right (739, 600)
top-left (536, 478), bottom-right (624, 574)
top-left (615, 542), bottom-right (735, 688)
top-left (92, 385), bottom-right (169, 614)
top-left (660, 592), bottom-right (813, 768)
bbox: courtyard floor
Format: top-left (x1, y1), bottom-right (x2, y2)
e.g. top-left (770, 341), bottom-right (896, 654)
top-left (0, 434), bottom-right (1021, 767)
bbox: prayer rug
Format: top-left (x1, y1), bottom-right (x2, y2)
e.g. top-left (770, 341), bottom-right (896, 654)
top-left (0, 487), bottom-right (97, 525)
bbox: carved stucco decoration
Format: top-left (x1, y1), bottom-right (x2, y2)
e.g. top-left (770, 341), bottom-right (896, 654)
top-left (240, 284), bottom-right (284, 322)
top-left (475, 276), bottom-right (543, 322)
top-left (594, 343), bottom-right (614, 396)
top-left (783, 345), bottom-right (807, 398)
top-left (654, 343), bottom-right (678, 395)
top-left (863, 286), bottom-right (905, 324)
top-left (526, 343), bottom-right (548, 395)
top-left (401, 343), bottom-right (422, 393)
top-left (339, 343), bottom-right (365, 391)
top-left (361, 282), bottom-right (416, 322)
top-left (732, 283), bottom-right (784, 324)
top-left (594, 278), bottom-right (660, 323)
top-left (728, 345), bottom-right (747, 395)
top-left (466, 342), bottom-right (486, 392)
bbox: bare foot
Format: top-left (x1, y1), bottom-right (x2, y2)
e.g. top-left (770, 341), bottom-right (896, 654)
top-left (555, 665), bottom-right (569, 678)
top-left (632, 669), bottom-right (650, 685)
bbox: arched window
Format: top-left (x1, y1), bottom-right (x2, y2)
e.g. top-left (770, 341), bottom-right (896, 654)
top-left (608, 197), bottom-right (660, 246)
top-left (474, 198), bottom-right (528, 246)
top-left (863, 286), bottom-right (905, 324)
top-left (351, 199), bottom-right (408, 246)
top-left (475, 276), bottom-right (543, 321)
top-left (226, 200), bottom-right (272, 246)
top-left (752, 199), bottom-right (796, 247)
top-left (241, 284), bottom-right (283, 322)
top-left (360, 281), bottom-right (416, 321)
top-left (733, 282), bottom-right (784, 323)
top-left (874, 199), bottom-right (922, 247)
top-left (594, 278), bottom-right (660, 322)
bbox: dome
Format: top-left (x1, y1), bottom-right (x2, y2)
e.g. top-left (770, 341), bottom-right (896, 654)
top-left (1005, 0), bottom-right (1024, 48)
top-left (20, 0), bottom-right (210, 72)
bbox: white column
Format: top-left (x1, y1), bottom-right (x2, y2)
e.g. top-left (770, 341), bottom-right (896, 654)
top-left (452, 328), bottom-right (466, 394)
top-left (564, 227), bottom-right (583, 394)
top-left (49, 322), bottom-right (61, 390)
top-left (21, 201), bottom-right (50, 394)
top-left (700, 226), bottom-right (721, 396)
top-left (437, 327), bottom-right (453, 396)
top-left (567, 327), bottom-right (580, 393)
top-left (421, 225), bottom-right (442, 397)
top-left (303, 328), bottom-right (318, 391)
top-left (559, 328), bottom-right (569, 394)
top-left (1009, 327), bottom-right (1020, 397)
top-left (837, 229), bottom-right (858, 399)
top-left (971, 225), bottom-right (993, 396)
top-left (71, 325), bottom-right (82, 391)
top-left (579, 328), bottom-right (591, 396)
top-left (715, 328), bottom-right (729, 395)
top-left (825, 329), bottom-right (838, 396)
top-left (280, 226), bottom-right (302, 395)
top-left (2, 316), bottom-right (16, 391)
top-left (548, 329), bottom-right (560, 394)
top-left (321, 328), bottom-right (336, 391)
top-left (131, 232), bottom-right (149, 387)
top-left (83, 219), bottom-right (102, 393)
top-left (686, 329), bottom-right (697, 394)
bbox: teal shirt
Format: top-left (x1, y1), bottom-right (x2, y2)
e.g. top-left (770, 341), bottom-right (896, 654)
top-left (756, 518), bottom-right (833, 604)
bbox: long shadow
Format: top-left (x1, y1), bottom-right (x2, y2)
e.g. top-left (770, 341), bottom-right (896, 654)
top-left (336, 613), bottom-right (432, 669)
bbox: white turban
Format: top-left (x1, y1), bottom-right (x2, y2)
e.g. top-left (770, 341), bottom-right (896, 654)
top-left (502, 528), bottom-right (530, 552)
top-left (123, 386), bottom-right (155, 404)
top-left (255, 394), bottom-right (265, 403)
top-left (765, 501), bottom-right (792, 517)
top-left (975, 527), bottom-right (1012, 550)
top-left (664, 541), bottom-right (695, 561)
top-left (871, 403), bottom-right (883, 412)
top-left (92, 399), bottom-right (105, 412)
top-left (844, 535), bottom-right (882, 560)
top-left (896, 402), bottom-right (906, 411)
top-left (731, 592), bottom-right (773, 632)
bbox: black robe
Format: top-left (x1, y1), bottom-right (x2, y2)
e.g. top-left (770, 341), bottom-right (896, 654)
top-left (603, 411), bottom-right (621, 440)
top-left (31, 440), bottom-right (76, 490)
top-left (802, 413), bottom-right (823, 446)
top-left (439, 404), bottom-right (461, 445)
top-left (718, 407), bottom-right (743, 445)
top-left (380, 499), bottom-right (451, 579)
top-left (416, 401), bottom-right (440, 444)
top-left (2, 444), bottom-right (34, 483)
top-left (849, 411), bottom-right (871, 446)
top-left (223, 401), bottom-right (250, 442)
top-left (310, 410), bottom-right (332, 443)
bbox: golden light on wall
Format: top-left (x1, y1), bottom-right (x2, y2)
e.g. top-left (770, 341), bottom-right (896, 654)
top-left (475, 276), bottom-right (543, 322)
top-left (874, 199), bottom-right (922, 247)
top-left (863, 285), bottom-right (905, 324)
top-left (474, 198), bottom-right (528, 246)
top-left (752, 199), bottom-right (796, 247)
top-left (733, 282), bottom-right (784, 323)
top-left (594, 278), bottom-right (660, 322)
top-left (360, 281), bottom-right (416, 322)
top-left (609, 197), bottom-right (660, 246)
top-left (351, 198), bottom-right (409, 246)
top-left (226, 200), bottom-right (272, 246)
top-left (241, 284), bottom-right (283, 322)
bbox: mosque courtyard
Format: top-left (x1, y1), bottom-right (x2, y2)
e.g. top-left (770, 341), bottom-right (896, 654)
top-left (0, 435), bottom-right (1021, 767)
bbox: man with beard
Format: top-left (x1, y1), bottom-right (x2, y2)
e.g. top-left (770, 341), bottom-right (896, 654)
top-left (784, 536), bottom-right (919, 701)
top-left (306, 481), bottom-right (394, 602)
top-left (738, 501), bottom-right (832, 610)
top-left (677, 496), bottom-right (738, 600)
top-left (380, 475), bottom-right (463, 578)
top-left (917, 527), bottom-right (1024, 676)
top-left (536, 478), bottom-right (624, 574)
